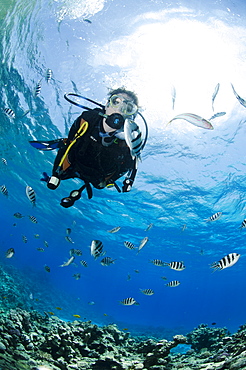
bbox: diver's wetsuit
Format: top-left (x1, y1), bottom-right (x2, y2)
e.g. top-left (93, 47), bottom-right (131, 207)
top-left (52, 108), bottom-right (136, 190)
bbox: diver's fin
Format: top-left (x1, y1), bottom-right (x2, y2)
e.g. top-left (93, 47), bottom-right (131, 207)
top-left (29, 139), bottom-right (66, 151)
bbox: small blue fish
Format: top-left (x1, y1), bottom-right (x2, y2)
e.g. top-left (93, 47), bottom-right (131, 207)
top-left (212, 83), bottom-right (220, 111)
top-left (168, 113), bottom-right (214, 130)
top-left (231, 84), bottom-right (246, 108)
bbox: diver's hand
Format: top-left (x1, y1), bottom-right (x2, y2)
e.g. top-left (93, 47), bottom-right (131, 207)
top-left (122, 178), bottom-right (133, 192)
top-left (40, 172), bottom-right (50, 183)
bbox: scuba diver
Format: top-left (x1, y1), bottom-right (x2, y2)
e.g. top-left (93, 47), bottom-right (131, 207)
top-left (30, 87), bottom-right (148, 208)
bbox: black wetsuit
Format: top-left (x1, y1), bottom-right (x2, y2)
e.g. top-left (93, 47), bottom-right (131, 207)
top-left (52, 108), bottom-right (136, 190)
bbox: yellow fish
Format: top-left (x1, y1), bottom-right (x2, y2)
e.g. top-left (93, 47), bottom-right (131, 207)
top-left (55, 307), bottom-right (62, 310)
top-left (48, 312), bottom-right (54, 315)
top-left (73, 314), bottom-right (81, 318)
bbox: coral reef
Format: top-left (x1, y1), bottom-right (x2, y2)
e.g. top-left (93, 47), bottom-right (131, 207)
top-left (0, 309), bottom-right (246, 369)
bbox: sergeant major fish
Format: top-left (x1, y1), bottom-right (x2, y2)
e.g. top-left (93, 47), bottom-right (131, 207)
top-left (168, 113), bottom-right (214, 130)
top-left (204, 212), bottom-right (222, 222)
top-left (90, 240), bottom-right (105, 259)
top-left (120, 297), bottom-right (139, 306)
top-left (46, 68), bottom-right (52, 83)
top-left (210, 253), bottom-right (240, 271)
top-left (107, 226), bottom-right (121, 233)
top-left (29, 215), bottom-right (38, 223)
top-left (100, 257), bottom-right (116, 266)
top-left (124, 118), bottom-right (142, 161)
top-left (164, 261), bottom-right (186, 271)
top-left (0, 185), bottom-right (8, 197)
top-left (124, 241), bottom-right (135, 250)
top-left (26, 186), bottom-right (36, 206)
top-left (149, 259), bottom-right (165, 267)
top-left (1, 158), bottom-right (7, 165)
top-left (240, 218), bottom-right (246, 229)
top-left (3, 108), bottom-right (15, 119)
top-left (140, 288), bottom-right (154, 296)
top-left (14, 212), bottom-right (24, 218)
top-left (166, 280), bottom-right (180, 287)
top-left (34, 80), bottom-right (42, 96)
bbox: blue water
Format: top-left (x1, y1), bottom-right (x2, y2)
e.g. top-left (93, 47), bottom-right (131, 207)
top-left (1, 0), bottom-right (246, 338)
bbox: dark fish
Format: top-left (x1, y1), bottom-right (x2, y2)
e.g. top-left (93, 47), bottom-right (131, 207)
top-left (29, 215), bottom-right (38, 224)
top-left (44, 241), bottom-right (49, 247)
top-left (164, 261), bottom-right (186, 271)
top-left (83, 18), bottom-right (92, 23)
top-left (22, 235), bottom-right (28, 243)
top-left (66, 227), bottom-right (72, 235)
top-left (14, 212), bottom-right (24, 218)
top-left (26, 186), bottom-right (36, 205)
top-left (166, 280), bottom-right (181, 287)
top-left (70, 248), bottom-right (82, 256)
top-left (124, 241), bottom-right (135, 250)
top-left (211, 322), bottom-right (216, 325)
top-left (44, 265), bottom-right (51, 272)
top-left (34, 80), bottom-right (42, 96)
top-left (211, 253), bottom-right (240, 271)
top-left (120, 297), bottom-right (139, 306)
top-left (46, 68), bottom-right (52, 83)
top-left (5, 248), bottom-right (15, 258)
top-left (100, 257), bottom-right (116, 266)
top-left (37, 248), bottom-right (44, 252)
top-left (204, 212), bottom-right (222, 222)
top-left (0, 185), bottom-right (8, 197)
top-left (3, 108), bottom-right (15, 119)
top-left (73, 273), bottom-right (81, 280)
top-left (150, 259), bottom-right (165, 267)
top-left (80, 260), bottom-right (88, 267)
top-left (90, 240), bottom-right (105, 259)
top-left (1, 158), bottom-right (7, 165)
top-left (140, 288), bottom-right (154, 296)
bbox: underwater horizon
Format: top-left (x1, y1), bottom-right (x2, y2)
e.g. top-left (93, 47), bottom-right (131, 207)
top-left (1, 0), bottom-right (246, 340)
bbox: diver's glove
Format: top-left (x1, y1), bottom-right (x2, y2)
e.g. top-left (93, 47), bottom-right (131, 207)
top-left (122, 178), bottom-right (133, 192)
top-left (40, 172), bottom-right (50, 183)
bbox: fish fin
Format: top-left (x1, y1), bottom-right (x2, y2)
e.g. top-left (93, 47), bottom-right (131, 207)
top-left (29, 139), bottom-right (66, 151)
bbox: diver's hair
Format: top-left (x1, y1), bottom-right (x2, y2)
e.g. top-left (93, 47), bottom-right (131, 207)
top-left (108, 87), bottom-right (139, 107)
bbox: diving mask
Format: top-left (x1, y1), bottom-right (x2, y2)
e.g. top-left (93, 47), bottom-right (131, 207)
top-left (108, 94), bottom-right (138, 116)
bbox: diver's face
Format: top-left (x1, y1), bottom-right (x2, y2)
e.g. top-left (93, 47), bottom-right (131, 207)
top-left (103, 93), bottom-right (136, 133)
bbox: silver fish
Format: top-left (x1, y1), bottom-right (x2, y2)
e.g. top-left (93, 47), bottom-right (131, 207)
top-left (80, 260), bottom-right (88, 267)
top-left (0, 185), bottom-right (8, 197)
top-left (22, 235), bottom-right (28, 243)
top-left (208, 112), bottom-right (226, 121)
top-left (124, 119), bottom-right (142, 160)
top-left (65, 236), bottom-right (74, 243)
top-left (145, 223), bottom-right (153, 232)
top-left (166, 280), bottom-right (180, 287)
top-left (34, 80), bottom-right (42, 96)
top-left (29, 215), bottom-right (38, 223)
top-left (211, 253), bottom-right (240, 271)
top-left (164, 261), bottom-right (186, 271)
top-left (168, 113), bottom-right (214, 130)
top-left (26, 186), bottom-right (36, 205)
top-left (100, 257), bottom-right (116, 266)
top-left (60, 255), bottom-right (75, 267)
top-left (150, 259), bottom-right (165, 267)
top-left (3, 108), bottom-right (15, 119)
top-left (171, 86), bottom-right (176, 110)
top-left (37, 247), bottom-right (44, 252)
top-left (124, 241), bottom-right (135, 250)
top-left (1, 158), bottom-right (7, 166)
top-left (138, 237), bottom-right (149, 253)
top-left (90, 240), bottom-right (105, 259)
top-left (6, 248), bottom-right (15, 258)
top-left (108, 226), bottom-right (121, 233)
top-left (140, 288), bottom-right (154, 296)
top-left (212, 83), bottom-right (220, 111)
top-left (120, 297), bottom-right (139, 306)
top-left (44, 240), bottom-right (49, 247)
top-left (231, 84), bottom-right (246, 108)
top-left (46, 68), bottom-right (52, 83)
top-left (204, 212), bottom-right (222, 222)
top-left (69, 248), bottom-right (82, 256)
